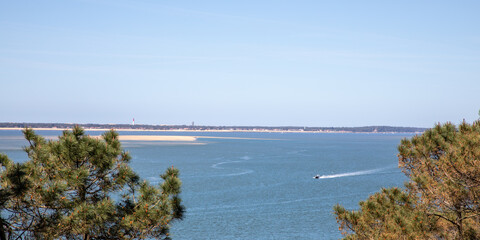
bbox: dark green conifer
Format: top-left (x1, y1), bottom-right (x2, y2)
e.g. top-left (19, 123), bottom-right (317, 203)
top-left (0, 126), bottom-right (184, 239)
top-left (335, 121), bottom-right (480, 239)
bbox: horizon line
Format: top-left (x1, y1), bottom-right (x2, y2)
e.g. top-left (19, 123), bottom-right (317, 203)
top-left (0, 122), bottom-right (428, 130)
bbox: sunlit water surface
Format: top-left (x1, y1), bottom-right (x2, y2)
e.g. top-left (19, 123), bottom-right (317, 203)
top-left (0, 130), bottom-right (412, 239)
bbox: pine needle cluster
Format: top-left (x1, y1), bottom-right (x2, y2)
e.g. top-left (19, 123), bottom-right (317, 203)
top-left (0, 126), bottom-right (184, 239)
top-left (334, 120), bottom-right (480, 240)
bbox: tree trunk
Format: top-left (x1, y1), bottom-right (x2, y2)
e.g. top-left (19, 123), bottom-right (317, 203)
top-left (0, 220), bottom-right (6, 240)
top-left (457, 211), bottom-right (463, 240)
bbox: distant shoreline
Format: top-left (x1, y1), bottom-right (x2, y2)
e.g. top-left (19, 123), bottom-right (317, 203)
top-left (0, 127), bottom-right (421, 134)
top-left (0, 123), bottom-right (427, 134)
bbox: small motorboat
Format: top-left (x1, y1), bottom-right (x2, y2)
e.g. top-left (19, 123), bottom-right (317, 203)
top-left (313, 175), bottom-right (320, 179)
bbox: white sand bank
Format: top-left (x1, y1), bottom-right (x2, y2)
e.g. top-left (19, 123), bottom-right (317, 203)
top-left (117, 135), bottom-right (196, 141)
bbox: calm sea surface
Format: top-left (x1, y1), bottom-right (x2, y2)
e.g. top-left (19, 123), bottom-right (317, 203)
top-left (0, 130), bottom-right (413, 239)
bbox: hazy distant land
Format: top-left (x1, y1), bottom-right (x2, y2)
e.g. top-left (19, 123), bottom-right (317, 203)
top-left (0, 122), bottom-right (427, 133)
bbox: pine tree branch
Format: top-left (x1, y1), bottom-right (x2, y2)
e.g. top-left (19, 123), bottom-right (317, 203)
top-left (426, 211), bottom-right (460, 229)
top-left (459, 212), bottom-right (480, 221)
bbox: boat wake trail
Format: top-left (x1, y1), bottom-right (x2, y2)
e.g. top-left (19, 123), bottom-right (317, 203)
top-left (224, 169), bottom-right (254, 176)
top-left (318, 167), bottom-right (389, 179)
top-left (211, 161), bottom-right (241, 169)
top-left (211, 157), bottom-right (254, 177)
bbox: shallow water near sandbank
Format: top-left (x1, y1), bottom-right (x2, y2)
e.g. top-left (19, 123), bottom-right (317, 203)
top-left (0, 130), bottom-right (411, 239)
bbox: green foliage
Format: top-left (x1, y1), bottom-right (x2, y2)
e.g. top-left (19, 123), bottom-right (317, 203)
top-left (0, 126), bottom-right (184, 239)
top-left (335, 121), bottom-right (480, 239)
top-left (334, 188), bottom-right (438, 239)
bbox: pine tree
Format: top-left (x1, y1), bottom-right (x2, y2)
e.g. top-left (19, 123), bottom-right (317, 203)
top-left (334, 121), bottom-right (480, 239)
top-left (334, 187), bottom-right (439, 239)
top-left (398, 121), bottom-right (480, 239)
top-left (0, 126), bottom-right (184, 239)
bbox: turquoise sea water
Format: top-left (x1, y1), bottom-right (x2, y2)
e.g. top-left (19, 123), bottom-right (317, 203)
top-left (0, 130), bottom-right (412, 239)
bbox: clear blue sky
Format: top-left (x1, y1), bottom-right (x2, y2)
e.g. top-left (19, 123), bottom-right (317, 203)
top-left (1, 1), bottom-right (479, 127)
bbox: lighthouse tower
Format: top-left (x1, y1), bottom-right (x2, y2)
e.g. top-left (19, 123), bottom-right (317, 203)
top-left (132, 118), bottom-right (135, 126)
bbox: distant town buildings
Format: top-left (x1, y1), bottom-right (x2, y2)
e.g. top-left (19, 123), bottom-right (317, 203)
top-left (0, 122), bottom-right (427, 133)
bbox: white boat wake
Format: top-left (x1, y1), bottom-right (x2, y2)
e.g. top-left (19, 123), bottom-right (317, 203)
top-left (211, 161), bottom-right (241, 169)
top-left (211, 158), bottom-right (254, 177)
top-left (224, 169), bottom-right (254, 176)
top-left (318, 168), bottom-right (388, 179)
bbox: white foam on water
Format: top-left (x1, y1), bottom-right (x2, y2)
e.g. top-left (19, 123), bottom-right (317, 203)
top-left (211, 161), bottom-right (241, 169)
top-left (223, 169), bottom-right (254, 177)
top-left (211, 159), bottom-right (254, 177)
top-left (318, 168), bottom-right (386, 179)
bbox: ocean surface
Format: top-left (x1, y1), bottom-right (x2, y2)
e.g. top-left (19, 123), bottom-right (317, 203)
top-left (0, 130), bottom-right (413, 239)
